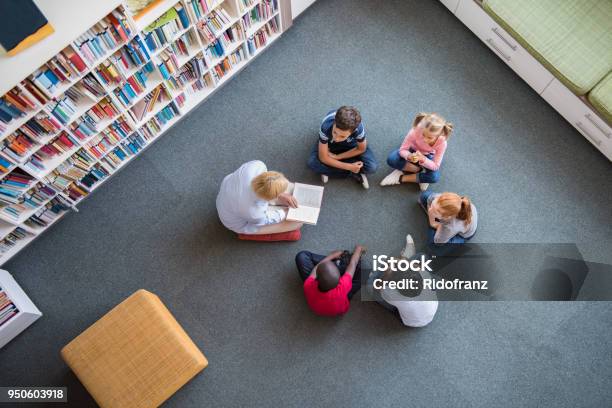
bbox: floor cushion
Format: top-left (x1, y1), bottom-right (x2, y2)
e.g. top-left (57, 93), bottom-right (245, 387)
top-left (238, 229), bottom-right (302, 241)
top-left (483, 0), bottom-right (612, 95)
top-left (61, 289), bottom-right (208, 408)
top-left (588, 72), bottom-right (612, 124)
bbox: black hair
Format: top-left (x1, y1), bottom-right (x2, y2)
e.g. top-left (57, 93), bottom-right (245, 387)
top-left (317, 261), bottom-right (341, 292)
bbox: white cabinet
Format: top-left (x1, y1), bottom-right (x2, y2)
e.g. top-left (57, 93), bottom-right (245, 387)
top-left (291, 0), bottom-right (316, 19)
top-left (541, 79), bottom-right (612, 160)
top-left (440, 0), bottom-right (460, 13)
top-left (0, 270), bottom-right (42, 348)
top-left (455, 0), bottom-right (553, 94)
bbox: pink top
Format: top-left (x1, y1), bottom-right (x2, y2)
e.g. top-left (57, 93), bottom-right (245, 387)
top-left (398, 127), bottom-right (448, 171)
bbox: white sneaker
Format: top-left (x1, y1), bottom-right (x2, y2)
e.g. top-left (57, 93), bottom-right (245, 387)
top-left (321, 174), bottom-right (329, 184)
top-left (380, 170), bottom-right (403, 186)
top-left (400, 234), bottom-right (416, 259)
top-left (360, 174), bottom-right (369, 189)
top-left (419, 183), bottom-right (429, 191)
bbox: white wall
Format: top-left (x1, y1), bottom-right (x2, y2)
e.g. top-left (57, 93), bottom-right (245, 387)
top-left (291, 0), bottom-right (316, 19)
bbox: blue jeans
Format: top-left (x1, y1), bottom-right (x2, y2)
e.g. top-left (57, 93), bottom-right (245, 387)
top-left (419, 191), bottom-right (471, 245)
top-left (386, 149), bottom-right (440, 184)
top-left (308, 144), bottom-right (378, 177)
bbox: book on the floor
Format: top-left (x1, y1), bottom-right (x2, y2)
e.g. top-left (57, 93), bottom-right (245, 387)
top-left (287, 183), bottom-right (324, 225)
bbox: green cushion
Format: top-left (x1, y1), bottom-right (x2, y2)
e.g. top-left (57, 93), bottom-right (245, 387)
top-left (588, 73), bottom-right (612, 124)
top-left (483, 0), bottom-right (612, 95)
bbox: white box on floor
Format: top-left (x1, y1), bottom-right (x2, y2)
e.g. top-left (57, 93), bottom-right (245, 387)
top-left (0, 270), bottom-right (42, 349)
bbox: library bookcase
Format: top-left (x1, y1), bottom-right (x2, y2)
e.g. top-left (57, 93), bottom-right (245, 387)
top-left (0, 0), bottom-right (285, 265)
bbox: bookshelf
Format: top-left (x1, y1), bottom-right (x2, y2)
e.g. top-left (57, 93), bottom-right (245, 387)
top-left (0, 0), bottom-right (284, 265)
top-left (0, 269), bottom-right (42, 348)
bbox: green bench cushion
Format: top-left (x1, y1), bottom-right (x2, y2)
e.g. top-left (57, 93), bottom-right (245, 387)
top-left (483, 0), bottom-right (612, 95)
top-left (588, 73), bottom-right (612, 124)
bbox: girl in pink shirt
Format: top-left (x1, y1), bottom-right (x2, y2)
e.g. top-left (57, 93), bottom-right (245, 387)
top-left (380, 112), bottom-right (454, 191)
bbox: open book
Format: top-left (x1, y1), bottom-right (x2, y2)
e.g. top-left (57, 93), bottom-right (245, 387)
top-left (286, 183), bottom-right (325, 225)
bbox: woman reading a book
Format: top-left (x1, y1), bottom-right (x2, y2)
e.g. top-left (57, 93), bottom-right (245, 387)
top-left (216, 160), bottom-right (303, 235)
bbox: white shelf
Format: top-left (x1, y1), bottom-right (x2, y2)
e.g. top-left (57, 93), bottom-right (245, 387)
top-left (0, 269), bottom-right (42, 348)
top-left (0, 0), bottom-right (286, 265)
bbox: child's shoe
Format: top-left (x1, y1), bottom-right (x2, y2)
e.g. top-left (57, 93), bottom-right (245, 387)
top-left (400, 234), bottom-right (416, 259)
top-left (359, 174), bottom-right (369, 189)
top-left (321, 174), bottom-right (329, 184)
top-left (419, 183), bottom-right (429, 191)
top-left (380, 170), bottom-right (403, 186)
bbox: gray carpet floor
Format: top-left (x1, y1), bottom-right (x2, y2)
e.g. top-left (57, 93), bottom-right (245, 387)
top-left (1, 0), bottom-right (612, 406)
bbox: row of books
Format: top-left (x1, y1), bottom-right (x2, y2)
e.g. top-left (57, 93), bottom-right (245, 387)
top-left (64, 182), bottom-right (89, 203)
top-left (166, 29), bottom-right (199, 64)
top-left (0, 227), bottom-right (33, 255)
top-left (0, 169), bottom-right (36, 205)
top-left (95, 36), bottom-right (152, 88)
top-left (143, 8), bottom-right (187, 53)
top-left (49, 88), bottom-right (83, 126)
top-left (212, 47), bottom-right (247, 80)
top-left (22, 132), bottom-right (81, 175)
top-left (217, 23), bottom-right (244, 52)
top-left (137, 102), bottom-right (180, 143)
top-left (24, 195), bottom-right (72, 231)
top-left (238, 0), bottom-right (257, 14)
top-left (0, 184), bottom-right (58, 221)
top-left (30, 47), bottom-right (88, 97)
top-left (246, 17), bottom-right (280, 55)
top-left (2, 133), bottom-right (39, 164)
top-left (206, 39), bottom-right (226, 61)
top-left (0, 286), bottom-right (18, 327)
top-left (165, 55), bottom-right (208, 91)
top-left (129, 86), bottom-right (169, 123)
top-left (0, 154), bottom-right (14, 176)
top-left (70, 97), bottom-right (122, 143)
top-left (184, 0), bottom-right (223, 23)
top-left (187, 73), bottom-right (215, 95)
top-left (243, 0), bottom-right (278, 31)
top-left (85, 117), bottom-right (133, 159)
top-left (196, 8), bottom-right (234, 45)
top-left (75, 8), bottom-right (132, 65)
top-left (0, 87), bottom-right (39, 127)
top-left (13, 113), bottom-right (62, 144)
top-left (158, 49), bottom-right (181, 80)
top-left (113, 62), bottom-right (156, 108)
top-left (80, 164), bottom-right (111, 189)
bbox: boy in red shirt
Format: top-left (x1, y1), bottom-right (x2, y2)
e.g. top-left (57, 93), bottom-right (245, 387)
top-left (295, 245), bottom-right (365, 316)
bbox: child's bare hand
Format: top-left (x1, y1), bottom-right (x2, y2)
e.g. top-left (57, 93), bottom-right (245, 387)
top-left (350, 162), bottom-right (363, 173)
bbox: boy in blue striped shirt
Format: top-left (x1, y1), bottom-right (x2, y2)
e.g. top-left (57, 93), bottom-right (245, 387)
top-left (307, 106), bottom-right (378, 189)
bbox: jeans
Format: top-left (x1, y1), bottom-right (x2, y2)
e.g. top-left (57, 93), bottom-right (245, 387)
top-left (308, 144), bottom-right (379, 177)
top-left (419, 191), bottom-right (471, 245)
top-left (386, 149), bottom-right (440, 184)
top-left (295, 250), bottom-right (362, 299)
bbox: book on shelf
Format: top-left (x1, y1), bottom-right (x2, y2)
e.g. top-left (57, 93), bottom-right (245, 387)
top-left (1, 132), bottom-right (38, 163)
top-left (30, 47), bottom-right (89, 97)
top-left (24, 195), bottom-right (72, 230)
top-left (242, 0), bottom-right (278, 31)
top-left (212, 47), bottom-right (246, 79)
top-left (0, 87), bottom-right (38, 127)
top-left (0, 287), bottom-right (19, 327)
top-left (247, 17), bottom-right (280, 55)
top-left (0, 169), bottom-right (36, 206)
top-left (196, 7), bottom-right (233, 45)
top-left (15, 112), bottom-right (62, 143)
top-left (238, 0), bottom-right (257, 14)
top-left (0, 227), bottom-right (33, 255)
top-left (74, 8), bottom-right (133, 65)
top-left (85, 117), bottom-right (133, 159)
top-left (113, 62), bottom-right (155, 108)
top-left (128, 85), bottom-right (169, 122)
top-left (20, 80), bottom-right (50, 107)
top-left (143, 8), bottom-right (184, 52)
top-left (22, 131), bottom-right (80, 174)
top-left (286, 183), bottom-right (324, 225)
top-left (80, 163), bottom-right (111, 188)
top-left (158, 49), bottom-right (180, 79)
